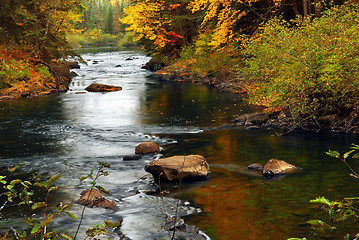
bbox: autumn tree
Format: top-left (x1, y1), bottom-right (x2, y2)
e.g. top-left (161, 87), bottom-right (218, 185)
top-left (0, 0), bottom-right (84, 62)
top-left (120, 0), bottom-right (200, 56)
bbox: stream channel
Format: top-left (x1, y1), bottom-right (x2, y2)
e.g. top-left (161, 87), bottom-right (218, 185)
top-left (1, 49), bottom-right (359, 239)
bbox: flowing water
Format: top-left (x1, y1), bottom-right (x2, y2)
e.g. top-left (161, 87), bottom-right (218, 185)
top-left (1, 49), bottom-right (359, 239)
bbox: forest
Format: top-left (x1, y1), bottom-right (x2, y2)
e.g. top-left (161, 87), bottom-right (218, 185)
top-left (1, 0), bottom-right (359, 125)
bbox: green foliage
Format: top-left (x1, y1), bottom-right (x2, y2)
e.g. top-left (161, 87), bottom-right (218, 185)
top-left (0, 59), bottom-right (31, 89)
top-left (178, 34), bottom-right (241, 80)
top-left (240, 3), bottom-right (359, 117)
top-left (1, 162), bottom-right (117, 240)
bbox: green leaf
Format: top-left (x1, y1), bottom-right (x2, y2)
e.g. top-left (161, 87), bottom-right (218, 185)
top-left (95, 185), bottom-right (112, 195)
top-left (307, 219), bottom-right (336, 232)
top-left (99, 162), bottom-right (110, 168)
top-left (343, 150), bottom-right (355, 160)
top-left (79, 176), bottom-right (88, 181)
top-left (60, 233), bottom-right (73, 240)
top-left (65, 211), bottom-right (78, 221)
top-left (31, 224), bottom-right (41, 234)
top-left (287, 238), bottom-right (306, 240)
top-left (47, 175), bottom-right (61, 185)
top-left (352, 153), bottom-right (359, 158)
top-left (33, 181), bottom-right (48, 188)
top-left (49, 186), bottom-right (58, 192)
top-left (7, 184), bottom-right (14, 190)
top-left (10, 179), bottom-right (21, 185)
top-left (310, 196), bottom-right (331, 206)
top-left (326, 150), bottom-right (340, 158)
top-left (31, 202), bottom-right (47, 210)
top-left (8, 163), bottom-right (25, 172)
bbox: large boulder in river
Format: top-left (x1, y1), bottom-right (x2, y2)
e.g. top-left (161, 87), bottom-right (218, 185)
top-left (145, 155), bottom-right (209, 182)
top-left (85, 83), bottom-right (122, 92)
top-left (263, 159), bottom-right (298, 176)
top-left (77, 189), bottom-right (116, 210)
top-left (135, 142), bottom-right (160, 154)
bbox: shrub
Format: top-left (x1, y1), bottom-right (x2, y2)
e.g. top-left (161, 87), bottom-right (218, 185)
top-left (240, 3), bottom-right (359, 117)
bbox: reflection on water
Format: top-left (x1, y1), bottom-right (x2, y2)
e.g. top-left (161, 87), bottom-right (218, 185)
top-left (1, 50), bottom-right (359, 239)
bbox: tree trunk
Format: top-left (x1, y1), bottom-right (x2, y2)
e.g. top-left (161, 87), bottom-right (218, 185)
top-left (303, 0), bottom-right (309, 18)
top-left (288, 0), bottom-right (300, 16)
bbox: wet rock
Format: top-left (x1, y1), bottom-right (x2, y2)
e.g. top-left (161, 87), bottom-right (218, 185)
top-left (85, 83), bottom-right (122, 92)
top-left (93, 60), bottom-right (99, 64)
top-left (247, 163), bottom-right (264, 171)
top-left (233, 112), bottom-right (270, 126)
top-left (135, 142), bottom-right (160, 154)
top-left (123, 154), bottom-right (142, 161)
top-left (65, 61), bottom-right (80, 69)
top-left (263, 159), bottom-right (298, 176)
top-left (70, 71), bottom-right (78, 78)
top-left (141, 57), bottom-right (165, 71)
top-left (145, 155), bottom-right (209, 182)
top-left (115, 64), bottom-right (122, 67)
top-left (77, 189), bottom-right (116, 210)
top-left (125, 57), bottom-right (133, 61)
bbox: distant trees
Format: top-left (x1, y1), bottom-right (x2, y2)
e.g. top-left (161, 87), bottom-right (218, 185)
top-left (80, 0), bottom-right (129, 35)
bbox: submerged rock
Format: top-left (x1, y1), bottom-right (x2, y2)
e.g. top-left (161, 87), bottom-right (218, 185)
top-left (263, 159), bottom-right (298, 176)
top-left (247, 163), bottom-right (264, 171)
top-left (135, 142), bottom-right (160, 154)
top-left (85, 83), bottom-right (122, 92)
top-left (77, 189), bottom-right (116, 210)
top-left (144, 155), bottom-right (209, 182)
top-left (123, 154), bottom-right (142, 161)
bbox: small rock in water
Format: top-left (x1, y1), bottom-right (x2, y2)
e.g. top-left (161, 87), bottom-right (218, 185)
top-left (263, 159), bottom-right (298, 176)
top-left (123, 154), bottom-right (142, 161)
top-left (77, 189), bottom-right (116, 210)
top-left (85, 83), bottom-right (122, 92)
top-left (135, 142), bottom-right (160, 154)
top-left (145, 155), bottom-right (209, 182)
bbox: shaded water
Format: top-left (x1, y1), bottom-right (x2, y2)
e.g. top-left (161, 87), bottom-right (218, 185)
top-left (1, 50), bottom-right (359, 239)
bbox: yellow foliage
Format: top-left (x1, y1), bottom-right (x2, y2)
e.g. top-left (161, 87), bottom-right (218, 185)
top-left (120, 0), bottom-right (182, 50)
top-left (188, 0), bottom-right (281, 48)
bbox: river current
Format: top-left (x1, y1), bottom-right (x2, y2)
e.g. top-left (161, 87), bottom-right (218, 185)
top-left (1, 50), bottom-right (359, 239)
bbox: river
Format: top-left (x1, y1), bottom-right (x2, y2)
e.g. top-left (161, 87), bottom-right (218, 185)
top-left (1, 49), bottom-right (359, 239)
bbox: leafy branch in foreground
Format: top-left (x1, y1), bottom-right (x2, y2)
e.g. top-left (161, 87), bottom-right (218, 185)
top-left (288, 144), bottom-right (359, 240)
top-left (1, 162), bottom-right (119, 240)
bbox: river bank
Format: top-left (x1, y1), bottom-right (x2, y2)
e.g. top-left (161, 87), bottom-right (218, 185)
top-left (0, 61), bottom-right (78, 101)
top-left (155, 62), bottom-right (359, 134)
